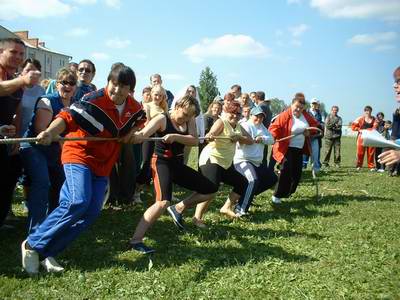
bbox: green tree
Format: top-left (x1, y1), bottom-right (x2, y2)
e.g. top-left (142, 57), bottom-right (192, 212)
top-left (198, 66), bottom-right (219, 112)
top-left (269, 98), bottom-right (287, 116)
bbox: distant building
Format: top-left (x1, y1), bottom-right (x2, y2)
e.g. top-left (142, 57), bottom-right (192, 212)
top-left (0, 25), bottom-right (72, 79)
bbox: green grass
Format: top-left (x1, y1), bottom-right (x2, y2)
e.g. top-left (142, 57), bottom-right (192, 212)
top-left (1, 137), bottom-right (399, 299)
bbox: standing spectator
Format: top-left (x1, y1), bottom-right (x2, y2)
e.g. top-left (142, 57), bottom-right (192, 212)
top-left (230, 84), bottom-right (242, 101)
top-left (254, 91), bottom-right (272, 128)
top-left (19, 59), bottom-right (45, 136)
top-left (323, 105), bottom-right (342, 168)
top-left (268, 93), bottom-right (319, 207)
top-left (303, 99), bottom-right (323, 172)
top-left (351, 106), bottom-right (378, 171)
top-left (150, 73), bottom-right (174, 108)
top-left (239, 93), bottom-right (254, 108)
top-left (0, 38), bottom-right (40, 227)
top-left (249, 91), bottom-right (257, 105)
top-left (239, 105), bottom-right (251, 124)
top-left (200, 100), bottom-right (222, 155)
top-left (20, 68), bottom-right (76, 234)
top-left (21, 63), bottom-right (145, 274)
top-left (374, 112), bottom-right (386, 172)
top-left (73, 59), bottom-right (96, 102)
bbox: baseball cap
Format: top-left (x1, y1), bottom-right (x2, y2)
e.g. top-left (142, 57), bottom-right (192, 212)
top-left (250, 106), bottom-right (265, 117)
top-left (311, 98), bottom-right (319, 104)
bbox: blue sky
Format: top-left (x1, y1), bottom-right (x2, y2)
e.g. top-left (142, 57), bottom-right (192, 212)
top-left (1, 0), bottom-right (399, 123)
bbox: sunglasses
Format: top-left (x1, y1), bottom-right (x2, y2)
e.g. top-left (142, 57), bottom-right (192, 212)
top-left (59, 80), bottom-right (76, 86)
top-left (78, 67), bottom-right (92, 73)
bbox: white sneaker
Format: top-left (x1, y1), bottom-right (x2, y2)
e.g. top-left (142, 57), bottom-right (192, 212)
top-left (40, 257), bottom-right (65, 273)
top-left (377, 169), bottom-right (385, 173)
top-left (21, 240), bottom-right (39, 275)
top-left (271, 195), bottom-right (282, 204)
top-left (369, 168), bottom-right (377, 172)
top-left (356, 167), bottom-right (361, 171)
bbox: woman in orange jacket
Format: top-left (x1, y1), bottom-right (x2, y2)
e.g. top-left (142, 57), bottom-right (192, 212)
top-left (351, 106), bottom-right (378, 170)
top-left (268, 93), bottom-right (319, 207)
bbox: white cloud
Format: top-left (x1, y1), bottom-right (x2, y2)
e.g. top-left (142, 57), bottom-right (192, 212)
top-left (91, 52), bottom-right (109, 60)
top-left (106, 38), bottom-right (131, 49)
top-left (0, 0), bottom-right (71, 20)
top-left (104, 0), bottom-right (121, 9)
top-left (348, 32), bottom-right (397, 45)
top-left (163, 74), bottom-right (185, 81)
top-left (288, 24), bottom-right (309, 37)
top-left (310, 0), bottom-right (400, 21)
top-left (183, 34), bottom-right (270, 63)
top-left (373, 44), bottom-right (397, 52)
top-left (65, 27), bottom-right (89, 37)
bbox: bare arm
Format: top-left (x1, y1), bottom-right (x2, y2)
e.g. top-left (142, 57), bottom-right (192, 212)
top-left (33, 108), bottom-right (53, 135)
top-left (206, 118), bottom-right (224, 139)
top-left (36, 117), bottom-right (67, 145)
top-left (0, 71), bottom-right (41, 97)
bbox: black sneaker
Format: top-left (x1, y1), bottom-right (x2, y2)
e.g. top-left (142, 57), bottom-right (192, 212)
top-left (167, 205), bottom-right (185, 230)
top-left (130, 242), bottom-right (155, 254)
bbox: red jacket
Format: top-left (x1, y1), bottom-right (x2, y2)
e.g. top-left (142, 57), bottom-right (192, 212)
top-left (269, 108), bottom-right (319, 164)
top-left (58, 88), bottom-right (145, 176)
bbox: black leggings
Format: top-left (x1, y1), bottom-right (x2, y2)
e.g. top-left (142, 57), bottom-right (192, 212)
top-left (274, 147), bottom-right (303, 198)
top-left (151, 155), bottom-right (217, 201)
top-left (136, 140), bottom-right (154, 185)
top-left (199, 159), bottom-right (247, 196)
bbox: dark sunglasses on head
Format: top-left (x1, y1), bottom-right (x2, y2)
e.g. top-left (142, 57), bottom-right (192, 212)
top-left (78, 67), bottom-right (92, 73)
top-left (59, 80), bottom-right (76, 86)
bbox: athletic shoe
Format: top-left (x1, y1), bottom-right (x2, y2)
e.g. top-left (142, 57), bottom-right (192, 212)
top-left (192, 217), bottom-right (207, 229)
top-left (377, 169), bottom-right (385, 173)
top-left (21, 240), bottom-right (39, 275)
top-left (369, 168), bottom-right (377, 172)
top-left (130, 242), bottom-right (155, 254)
top-left (167, 205), bottom-right (185, 230)
top-left (356, 167), bottom-right (361, 171)
top-left (40, 257), bottom-right (64, 273)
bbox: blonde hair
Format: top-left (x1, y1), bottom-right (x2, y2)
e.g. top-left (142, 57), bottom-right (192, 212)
top-left (206, 100), bottom-right (222, 115)
top-left (151, 84), bottom-right (168, 113)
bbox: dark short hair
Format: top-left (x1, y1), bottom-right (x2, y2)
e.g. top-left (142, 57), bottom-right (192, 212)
top-left (292, 92), bottom-right (306, 105)
top-left (256, 91), bottom-right (265, 101)
top-left (231, 84), bottom-right (241, 92)
top-left (142, 86), bottom-right (151, 94)
top-left (0, 38), bottom-right (25, 48)
top-left (364, 105), bottom-right (372, 112)
top-left (79, 59), bottom-right (96, 73)
top-left (21, 58), bottom-right (41, 71)
top-left (107, 63), bottom-right (136, 91)
top-left (377, 112), bottom-right (384, 118)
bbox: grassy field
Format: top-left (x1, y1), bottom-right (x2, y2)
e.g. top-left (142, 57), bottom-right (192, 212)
top-left (0, 137), bottom-right (399, 299)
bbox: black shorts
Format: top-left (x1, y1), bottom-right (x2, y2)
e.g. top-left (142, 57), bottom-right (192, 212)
top-left (151, 155), bottom-right (217, 201)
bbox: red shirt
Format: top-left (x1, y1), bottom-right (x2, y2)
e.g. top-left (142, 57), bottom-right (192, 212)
top-left (269, 108), bottom-right (319, 164)
top-left (58, 88), bottom-right (145, 176)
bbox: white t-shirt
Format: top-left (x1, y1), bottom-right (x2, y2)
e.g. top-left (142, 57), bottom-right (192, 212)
top-left (289, 113), bottom-right (309, 148)
top-left (115, 101), bottom-right (126, 116)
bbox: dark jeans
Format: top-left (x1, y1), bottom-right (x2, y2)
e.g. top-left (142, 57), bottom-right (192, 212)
top-left (274, 147), bottom-right (303, 198)
top-left (0, 145), bottom-right (21, 226)
top-left (324, 137), bottom-right (341, 165)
